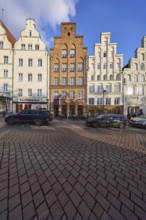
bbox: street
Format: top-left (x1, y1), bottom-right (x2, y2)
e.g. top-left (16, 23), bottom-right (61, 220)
top-left (0, 117), bottom-right (146, 220)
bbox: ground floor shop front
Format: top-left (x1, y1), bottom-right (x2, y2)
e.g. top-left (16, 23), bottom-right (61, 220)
top-left (13, 102), bottom-right (48, 113)
top-left (87, 105), bottom-right (123, 117)
top-left (51, 100), bottom-right (87, 117)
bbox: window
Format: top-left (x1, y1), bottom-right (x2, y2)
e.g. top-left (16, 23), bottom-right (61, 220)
top-left (54, 77), bottom-right (59, 85)
top-left (78, 77), bottom-right (83, 85)
top-left (62, 91), bottom-right (67, 99)
top-left (70, 63), bottom-right (75, 71)
top-left (97, 64), bottom-right (101, 69)
top-left (28, 89), bottom-right (32, 96)
top-left (18, 89), bottom-right (23, 96)
top-left (78, 91), bottom-right (83, 99)
top-left (0, 41), bottom-right (3, 49)
top-left (97, 85), bottom-right (103, 93)
top-left (3, 84), bottom-right (8, 92)
top-left (97, 75), bottom-right (101, 80)
top-left (70, 77), bottom-right (75, 85)
top-left (110, 63), bottom-right (113, 69)
top-left (89, 86), bottom-right (95, 93)
top-left (114, 97), bottom-right (120, 105)
top-left (106, 84), bottom-right (111, 92)
top-left (28, 73), bottom-right (32, 81)
top-left (132, 75), bottom-right (138, 82)
top-left (140, 63), bottom-right (145, 71)
top-left (21, 44), bottom-right (25, 50)
top-left (19, 59), bottom-right (23, 66)
top-left (54, 63), bottom-right (59, 72)
top-left (37, 89), bottom-right (42, 96)
top-left (3, 70), bottom-right (8, 78)
top-left (139, 75), bottom-right (145, 82)
top-left (137, 86), bottom-right (144, 95)
top-left (103, 52), bottom-right (107, 57)
top-left (103, 63), bottom-right (106, 69)
top-left (116, 74), bottom-right (120, 80)
top-left (89, 98), bottom-right (94, 105)
top-left (38, 74), bottom-right (42, 82)
top-left (62, 77), bottom-right (67, 85)
top-left (29, 31), bottom-right (32, 37)
top-left (62, 49), bottom-right (67, 57)
top-left (28, 59), bottom-right (33, 66)
top-left (91, 75), bottom-right (94, 81)
top-left (114, 84), bottom-right (120, 92)
top-left (78, 63), bottom-right (83, 71)
top-left (127, 86), bottom-right (133, 95)
top-left (35, 44), bottom-right (39, 50)
top-left (70, 49), bottom-right (75, 57)
top-left (62, 63), bottom-right (67, 71)
top-left (28, 44), bottom-right (32, 50)
top-left (38, 59), bottom-right (42, 66)
top-left (97, 98), bottom-right (103, 105)
top-left (70, 91), bottom-right (74, 99)
top-left (18, 73), bottom-right (23, 81)
top-left (106, 98), bottom-right (111, 105)
top-left (110, 75), bottom-right (113, 80)
top-left (4, 56), bottom-right (8, 64)
top-left (54, 91), bottom-right (59, 99)
top-left (103, 75), bottom-right (107, 80)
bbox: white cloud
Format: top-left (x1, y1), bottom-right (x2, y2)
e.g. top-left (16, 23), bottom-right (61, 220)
top-left (0, 0), bottom-right (79, 47)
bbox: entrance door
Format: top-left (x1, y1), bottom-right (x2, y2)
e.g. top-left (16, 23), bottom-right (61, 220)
top-left (70, 105), bottom-right (75, 116)
top-left (62, 105), bottom-right (67, 116)
top-left (54, 105), bottom-right (59, 117)
top-left (78, 106), bottom-right (83, 116)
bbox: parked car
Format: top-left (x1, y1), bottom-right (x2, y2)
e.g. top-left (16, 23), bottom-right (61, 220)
top-left (86, 114), bottom-right (127, 128)
top-left (5, 109), bottom-right (53, 126)
top-left (129, 117), bottom-right (146, 128)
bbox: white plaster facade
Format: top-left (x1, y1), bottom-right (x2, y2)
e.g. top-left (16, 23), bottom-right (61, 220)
top-left (13, 18), bottom-right (49, 112)
top-left (0, 20), bottom-right (15, 113)
top-left (87, 32), bottom-right (124, 116)
top-left (123, 36), bottom-right (146, 115)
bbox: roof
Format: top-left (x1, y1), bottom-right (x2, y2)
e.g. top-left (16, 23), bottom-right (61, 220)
top-left (0, 20), bottom-right (16, 46)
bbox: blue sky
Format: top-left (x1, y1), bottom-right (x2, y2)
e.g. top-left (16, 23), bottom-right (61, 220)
top-left (1, 0), bottom-right (146, 65)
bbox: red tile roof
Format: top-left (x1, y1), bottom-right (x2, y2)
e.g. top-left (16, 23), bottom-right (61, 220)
top-left (0, 20), bottom-right (16, 46)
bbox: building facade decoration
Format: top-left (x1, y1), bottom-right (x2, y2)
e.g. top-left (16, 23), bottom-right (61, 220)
top-left (87, 32), bottom-right (124, 116)
top-left (0, 20), bottom-right (16, 114)
top-left (13, 18), bottom-right (49, 112)
top-left (50, 22), bottom-right (87, 117)
top-left (123, 36), bottom-right (146, 116)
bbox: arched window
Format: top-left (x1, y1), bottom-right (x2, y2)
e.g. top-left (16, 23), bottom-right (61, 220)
top-left (141, 53), bottom-right (145, 61)
top-left (140, 63), bottom-right (145, 70)
top-left (128, 74), bottom-right (131, 81)
top-left (134, 63), bottom-right (138, 70)
top-left (139, 74), bottom-right (145, 82)
top-left (132, 74), bottom-right (138, 82)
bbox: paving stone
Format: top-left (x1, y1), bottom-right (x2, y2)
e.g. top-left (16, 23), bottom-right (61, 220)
top-left (50, 201), bottom-right (64, 220)
top-left (78, 201), bottom-right (91, 220)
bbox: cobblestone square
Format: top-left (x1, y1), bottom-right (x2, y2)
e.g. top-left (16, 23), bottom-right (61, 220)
top-left (0, 117), bottom-right (146, 220)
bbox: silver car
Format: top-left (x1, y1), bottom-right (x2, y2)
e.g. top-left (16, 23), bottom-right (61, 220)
top-left (129, 117), bottom-right (146, 128)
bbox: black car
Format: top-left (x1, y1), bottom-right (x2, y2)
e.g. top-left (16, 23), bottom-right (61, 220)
top-left (86, 114), bottom-right (127, 128)
top-left (5, 109), bottom-right (53, 126)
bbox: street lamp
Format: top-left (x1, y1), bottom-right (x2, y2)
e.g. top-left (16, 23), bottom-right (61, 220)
top-left (103, 89), bottom-right (106, 114)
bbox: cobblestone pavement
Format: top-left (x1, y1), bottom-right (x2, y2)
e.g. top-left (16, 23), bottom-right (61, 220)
top-left (0, 117), bottom-right (146, 220)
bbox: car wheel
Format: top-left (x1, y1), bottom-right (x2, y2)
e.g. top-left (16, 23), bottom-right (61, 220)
top-left (7, 118), bottom-right (14, 125)
top-left (93, 122), bottom-right (99, 128)
top-left (34, 119), bottom-right (43, 126)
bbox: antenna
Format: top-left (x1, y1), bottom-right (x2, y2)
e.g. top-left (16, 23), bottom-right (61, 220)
top-left (2, 8), bottom-right (4, 22)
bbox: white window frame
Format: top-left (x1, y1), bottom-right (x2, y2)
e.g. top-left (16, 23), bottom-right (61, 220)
top-left (28, 89), bottom-right (32, 96)
top-left (38, 74), bottom-right (42, 82)
top-left (78, 77), bottom-right (83, 85)
top-left (18, 73), bottom-right (23, 81)
top-left (37, 89), bottom-right (42, 97)
top-left (78, 91), bottom-right (83, 99)
top-left (28, 73), bottom-right (32, 81)
top-left (70, 77), bottom-right (75, 85)
top-left (3, 70), bottom-right (8, 78)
